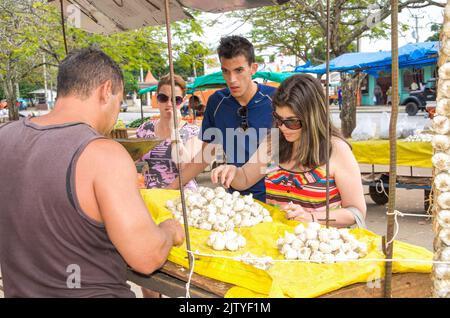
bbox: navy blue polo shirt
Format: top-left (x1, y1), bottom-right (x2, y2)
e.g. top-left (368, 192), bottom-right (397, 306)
top-left (200, 83), bottom-right (276, 202)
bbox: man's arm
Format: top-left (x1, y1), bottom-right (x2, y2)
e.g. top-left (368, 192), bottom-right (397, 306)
top-left (78, 139), bottom-right (184, 275)
top-left (167, 140), bottom-right (216, 189)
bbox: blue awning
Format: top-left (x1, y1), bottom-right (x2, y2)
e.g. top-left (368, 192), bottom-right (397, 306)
top-left (295, 41), bottom-right (439, 76)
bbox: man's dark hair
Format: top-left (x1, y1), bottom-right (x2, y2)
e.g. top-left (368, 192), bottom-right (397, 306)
top-left (217, 35), bottom-right (255, 65)
top-left (57, 47), bottom-right (124, 99)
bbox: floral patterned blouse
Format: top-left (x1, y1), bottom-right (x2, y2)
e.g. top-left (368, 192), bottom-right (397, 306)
top-left (136, 119), bottom-right (199, 190)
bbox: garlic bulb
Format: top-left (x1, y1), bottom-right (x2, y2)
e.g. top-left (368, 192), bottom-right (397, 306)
top-left (212, 239), bottom-right (225, 251)
top-left (438, 192), bottom-right (450, 209)
top-left (433, 153), bottom-right (450, 172)
top-left (285, 249), bottom-right (298, 260)
top-left (294, 224), bottom-right (306, 235)
top-left (278, 226), bottom-right (366, 263)
top-left (440, 80), bottom-right (450, 99)
top-left (439, 63), bottom-right (450, 80)
top-left (308, 222), bottom-right (322, 231)
top-left (208, 230), bottom-right (246, 251)
top-left (435, 263), bottom-right (450, 280)
top-left (439, 228), bottom-right (450, 246)
top-left (432, 134), bottom-right (450, 151)
top-left (165, 186), bottom-right (272, 232)
top-left (236, 252), bottom-right (274, 270)
top-left (319, 242), bottom-right (333, 254)
top-left (435, 173), bottom-right (450, 192)
top-left (434, 279), bottom-right (450, 298)
top-left (433, 116), bottom-right (450, 135)
top-left (437, 99), bottom-right (450, 117)
top-left (437, 210), bottom-right (450, 228)
top-left (305, 229), bottom-right (318, 240)
top-left (441, 247), bottom-right (450, 261)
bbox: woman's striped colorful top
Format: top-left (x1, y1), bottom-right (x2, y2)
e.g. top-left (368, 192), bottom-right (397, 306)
top-left (265, 163), bottom-right (342, 212)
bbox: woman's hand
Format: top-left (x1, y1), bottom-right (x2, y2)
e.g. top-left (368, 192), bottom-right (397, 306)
top-left (211, 164), bottom-right (238, 188)
top-left (282, 201), bottom-right (314, 223)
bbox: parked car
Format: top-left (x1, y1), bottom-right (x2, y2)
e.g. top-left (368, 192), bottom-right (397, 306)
top-left (403, 78), bottom-right (437, 116)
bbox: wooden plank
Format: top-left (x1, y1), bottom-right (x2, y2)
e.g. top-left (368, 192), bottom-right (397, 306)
top-left (319, 272), bottom-right (431, 298)
top-left (158, 262), bottom-right (231, 297)
top-left (129, 262), bottom-right (431, 298)
top-left (127, 269), bottom-right (218, 298)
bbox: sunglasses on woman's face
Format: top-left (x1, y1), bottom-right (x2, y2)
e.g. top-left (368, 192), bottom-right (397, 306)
top-left (273, 111), bottom-right (302, 130)
top-left (157, 93), bottom-right (183, 106)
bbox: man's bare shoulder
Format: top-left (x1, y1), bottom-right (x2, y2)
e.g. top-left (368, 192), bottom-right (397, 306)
top-left (81, 138), bottom-right (135, 172)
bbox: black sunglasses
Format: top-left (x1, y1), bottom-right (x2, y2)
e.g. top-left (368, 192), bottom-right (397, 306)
top-left (157, 93), bottom-right (183, 106)
top-left (273, 111), bottom-right (302, 130)
top-left (237, 106), bottom-right (249, 131)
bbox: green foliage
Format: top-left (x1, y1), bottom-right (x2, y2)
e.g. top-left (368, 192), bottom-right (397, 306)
top-left (225, 0), bottom-right (440, 62)
top-left (427, 23), bottom-right (441, 42)
top-left (128, 117), bottom-right (151, 128)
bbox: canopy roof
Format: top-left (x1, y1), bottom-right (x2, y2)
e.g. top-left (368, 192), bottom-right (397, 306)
top-left (295, 41), bottom-right (439, 76)
top-left (50, 0), bottom-right (289, 35)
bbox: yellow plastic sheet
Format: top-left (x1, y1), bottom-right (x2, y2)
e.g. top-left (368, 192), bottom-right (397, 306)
top-left (141, 189), bottom-right (432, 298)
top-left (350, 140), bottom-right (432, 168)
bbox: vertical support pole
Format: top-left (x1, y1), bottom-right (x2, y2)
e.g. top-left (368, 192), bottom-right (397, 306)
top-left (325, 0), bottom-right (331, 228)
top-left (384, 0), bottom-right (399, 298)
top-left (163, 0), bottom-right (193, 272)
top-left (59, 0), bottom-right (69, 55)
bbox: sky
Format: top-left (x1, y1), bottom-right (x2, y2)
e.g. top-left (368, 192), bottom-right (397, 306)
top-left (195, 4), bottom-right (445, 57)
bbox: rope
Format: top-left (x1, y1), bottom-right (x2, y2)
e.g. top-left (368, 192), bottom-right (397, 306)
top-left (376, 179), bottom-right (389, 198)
top-left (385, 209), bottom-right (433, 248)
top-left (185, 249), bottom-right (450, 265)
top-left (185, 250), bottom-right (195, 298)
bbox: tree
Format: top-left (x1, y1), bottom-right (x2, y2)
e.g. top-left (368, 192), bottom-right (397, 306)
top-left (0, 0), bottom-right (54, 120)
top-left (0, 1), bottom-right (207, 120)
top-left (225, 0), bottom-right (446, 136)
top-left (427, 22), bottom-right (442, 41)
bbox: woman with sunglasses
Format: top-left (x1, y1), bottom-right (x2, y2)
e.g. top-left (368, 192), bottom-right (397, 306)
top-left (211, 74), bottom-right (366, 228)
top-left (136, 74), bottom-right (202, 190)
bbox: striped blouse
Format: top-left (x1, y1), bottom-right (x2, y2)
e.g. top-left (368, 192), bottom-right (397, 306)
top-left (265, 163), bottom-right (342, 212)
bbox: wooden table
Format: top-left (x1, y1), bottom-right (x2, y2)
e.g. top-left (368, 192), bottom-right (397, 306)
top-left (127, 262), bottom-right (432, 298)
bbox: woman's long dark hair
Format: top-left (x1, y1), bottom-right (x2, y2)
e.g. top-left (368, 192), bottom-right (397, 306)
top-left (273, 74), bottom-right (348, 169)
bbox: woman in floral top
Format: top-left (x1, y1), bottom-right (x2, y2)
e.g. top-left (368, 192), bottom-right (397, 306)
top-left (136, 74), bottom-right (201, 190)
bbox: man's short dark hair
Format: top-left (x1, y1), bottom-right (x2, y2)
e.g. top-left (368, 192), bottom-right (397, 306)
top-left (57, 47), bottom-right (124, 99)
top-left (217, 35), bottom-right (255, 65)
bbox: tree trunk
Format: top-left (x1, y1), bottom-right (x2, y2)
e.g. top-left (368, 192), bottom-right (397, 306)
top-left (340, 72), bottom-right (366, 138)
top-left (4, 77), bottom-right (19, 121)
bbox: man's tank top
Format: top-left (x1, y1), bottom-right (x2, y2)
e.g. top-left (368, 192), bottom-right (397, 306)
top-left (0, 118), bottom-right (134, 297)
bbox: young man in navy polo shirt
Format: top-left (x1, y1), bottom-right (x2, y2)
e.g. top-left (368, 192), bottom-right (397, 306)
top-left (169, 36), bottom-right (275, 202)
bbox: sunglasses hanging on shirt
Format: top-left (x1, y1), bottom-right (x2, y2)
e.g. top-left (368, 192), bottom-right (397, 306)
top-left (237, 106), bottom-right (249, 132)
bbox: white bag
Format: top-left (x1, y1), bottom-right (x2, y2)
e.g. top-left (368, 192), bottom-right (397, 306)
top-left (352, 117), bottom-right (377, 141)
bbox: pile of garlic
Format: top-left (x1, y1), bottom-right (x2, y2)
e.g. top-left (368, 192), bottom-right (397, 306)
top-left (277, 222), bottom-right (368, 263)
top-left (404, 133), bottom-right (433, 142)
top-left (432, 6), bottom-right (450, 297)
top-left (166, 186), bottom-right (272, 232)
top-left (234, 252), bottom-right (274, 270)
top-left (207, 230), bottom-right (246, 251)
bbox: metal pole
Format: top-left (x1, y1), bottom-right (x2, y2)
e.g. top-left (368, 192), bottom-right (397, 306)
top-left (43, 54), bottom-right (48, 105)
top-left (163, 0), bottom-right (194, 272)
top-left (59, 0), bottom-right (69, 55)
top-left (384, 0), bottom-right (399, 298)
top-left (325, 0), bottom-right (331, 228)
